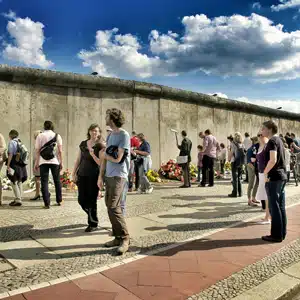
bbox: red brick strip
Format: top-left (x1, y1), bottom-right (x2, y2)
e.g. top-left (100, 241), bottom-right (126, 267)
top-left (4, 204), bottom-right (300, 300)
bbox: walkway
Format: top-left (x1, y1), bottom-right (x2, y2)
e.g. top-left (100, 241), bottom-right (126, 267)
top-left (3, 199), bottom-right (300, 300)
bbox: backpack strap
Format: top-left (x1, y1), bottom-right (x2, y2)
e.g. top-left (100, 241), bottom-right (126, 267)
top-left (41, 134), bottom-right (58, 151)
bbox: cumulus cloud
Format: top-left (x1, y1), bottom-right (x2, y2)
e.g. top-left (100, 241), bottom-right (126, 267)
top-left (271, 0), bottom-right (300, 11)
top-left (252, 2), bottom-right (262, 10)
top-left (2, 10), bottom-right (16, 20)
top-left (236, 97), bottom-right (300, 113)
top-left (2, 11), bottom-right (53, 68)
top-left (209, 92), bottom-right (228, 98)
top-left (79, 13), bottom-right (300, 83)
top-left (78, 28), bottom-right (162, 78)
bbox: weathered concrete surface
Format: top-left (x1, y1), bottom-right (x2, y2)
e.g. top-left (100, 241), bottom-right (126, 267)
top-left (0, 65), bottom-right (300, 171)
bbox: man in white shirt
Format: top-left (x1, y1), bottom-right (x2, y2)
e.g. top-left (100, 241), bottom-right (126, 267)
top-left (243, 132), bottom-right (252, 182)
top-left (35, 121), bottom-right (63, 209)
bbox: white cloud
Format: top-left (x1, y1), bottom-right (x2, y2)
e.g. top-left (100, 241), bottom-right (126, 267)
top-left (236, 97), bottom-right (300, 113)
top-left (271, 0), bottom-right (300, 11)
top-left (78, 28), bottom-right (162, 78)
top-left (252, 2), bottom-right (262, 10)
top-left (79, 13), bottom-right (300, 83)
top-left (2, 12), bottom-right (53, 68)
top-left (2, 10), bottom-right (16, 20)
top-left (209, 92), bottom-right (228, 98)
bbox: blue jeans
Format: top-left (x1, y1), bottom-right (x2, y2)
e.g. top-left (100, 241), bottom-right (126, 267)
top-left (266, 180), bottom-right (287, 240)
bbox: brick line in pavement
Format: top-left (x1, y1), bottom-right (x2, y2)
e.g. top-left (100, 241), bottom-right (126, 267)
top-left (2, 202), bottom-right (300, 300)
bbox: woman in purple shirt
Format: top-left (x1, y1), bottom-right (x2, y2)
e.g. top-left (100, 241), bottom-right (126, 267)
top-left (256, 133), bottom-right (271, 224)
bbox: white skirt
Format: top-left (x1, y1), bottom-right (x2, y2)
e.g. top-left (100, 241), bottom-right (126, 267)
top-left (256, 172), bottom-right (268, 201)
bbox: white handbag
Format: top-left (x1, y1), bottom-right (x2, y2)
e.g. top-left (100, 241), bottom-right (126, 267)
top-left (176, 155), bottom-right (188, 165)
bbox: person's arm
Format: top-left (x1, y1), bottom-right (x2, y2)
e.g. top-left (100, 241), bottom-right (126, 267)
top-left (72, 150), bottom-right (81, 180)
top-left (97, 149), bottom-right (107, 190)
top-left (292, 142), bottom-right (300, 151)
top-left (6, 141), bottom-right (14, 170)
top-left (56, 135), bottom-right (63, 169)
top-left (203, 137), bottom-right (208, 152)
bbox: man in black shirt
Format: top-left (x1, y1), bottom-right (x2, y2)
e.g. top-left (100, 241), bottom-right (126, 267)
top-left (261, 120), bottom-right (287, 243)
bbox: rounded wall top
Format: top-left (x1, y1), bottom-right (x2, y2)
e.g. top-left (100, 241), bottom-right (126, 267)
top-left (0, 64), bottom-right (299, 121)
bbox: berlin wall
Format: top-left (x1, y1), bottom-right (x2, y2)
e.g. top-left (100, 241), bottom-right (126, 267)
top-left (0, 65), bottom-right (300, 175)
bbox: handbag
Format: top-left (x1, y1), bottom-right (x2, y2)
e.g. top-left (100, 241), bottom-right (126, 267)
top-left (176, 155), bottom-right (188, 165)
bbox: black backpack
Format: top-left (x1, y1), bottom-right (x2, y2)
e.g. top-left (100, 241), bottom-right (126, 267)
top-left (40, 134), bottom-right (58, 160)
top-left (234, 142), bottom-right (246, 167)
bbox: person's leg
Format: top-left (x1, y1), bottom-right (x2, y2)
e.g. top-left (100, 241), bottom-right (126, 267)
top-left (138, 164), bottom-right (146, 192)
top-left (265, 181), bottom-right (284, 241)
top-left (247, 165), bottom-right (254, 201)
top-left (104, 176), bottom-right (129, 254)
top-left (197, 167), bottom-right (201, 182)
top-left (208, 157), bottom-right (214, 186)
top-left (35, 177), bottom-right (41, 197)
top-left (134, 162), bottom-right (140, 190)
top-left (201, 156), bottom-right (207, 186)
top-left (121, 180), bottom-right (129, 216)
top-left (261, 200), bottom-right (266, 210)
top-left (40, 164), bottom-right (50, 207)
top-left (18, 181), bottom-right (23, 200)
top-left (128, 161), bottom-right (133, 191)
top-left (88, 176), bottom-right (99, 228)
top-left (252, 174), bottom-right (259, 202)
top-left (279, 181), bottom-right (287, 240)
top-left (245, 165), bottom-right (249, 182)
top-left (182, 163), bottom-right (189, 187)
top-left (237, 167), bottom-right (242, 196)
top-left (287, 171), bottom-right (290, 183)
top-left (77, 176), bottom-right (89, 224)
top-left (11, 182), bottom-right (21, 204)
top-left (230, 163), bottom-right (238, 196)
top-left (50, 164), bottom-right (62, 204)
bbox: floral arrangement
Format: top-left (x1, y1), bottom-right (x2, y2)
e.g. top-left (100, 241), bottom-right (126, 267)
top-left (224, 162), bottom-right (231, 171)
top-left (159, 159), bottom-right (197, 182)
top-left (146, 170), bottom-right (162, 183)
top-left (60, 169), bottom-right (77, 190)
top-left (0, 174), bottom-right (12, 190)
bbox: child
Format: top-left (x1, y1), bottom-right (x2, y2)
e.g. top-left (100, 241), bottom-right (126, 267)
top-left (197, 145), bottom-right (204, 183)
top-left (284, 143), bottom-right (291, 182)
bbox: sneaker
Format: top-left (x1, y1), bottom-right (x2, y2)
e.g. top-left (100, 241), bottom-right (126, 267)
top-left (43, 205), bottom-right (50, 209)
top-left (145, 187), bottom-right (153, 194)
top-left (85, 226), bottom-right (98, 232)
top-left (9, 201), bottom-right (22, 207)
top-left (262, 235), bottom-right (282, 243)
top-left (228, 194), bottom-right (237, 198)
top-left (117, 239), bottom-right (130, 255)
top-left (56, 200), bottom-right (64, 206)
top-left (105, 238), bottom-right (121, 248)
top-left (138, 188), bottom-right (145, 194)
top-left (257, 220), bottom-right (271, 225)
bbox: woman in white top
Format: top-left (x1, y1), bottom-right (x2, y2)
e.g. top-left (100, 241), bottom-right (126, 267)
top-left (256, 133), bottom-right (271, 224)
top-left (0, 133), bottom-right (6, 205)
top-left (31, 130), bottom-right (42, 201)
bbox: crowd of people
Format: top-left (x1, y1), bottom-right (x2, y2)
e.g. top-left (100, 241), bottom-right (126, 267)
top-left (0, 110), bottom-right (298, 253)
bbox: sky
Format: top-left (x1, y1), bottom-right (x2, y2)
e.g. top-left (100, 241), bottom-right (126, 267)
top-left (1, 0), bottom-right (300, 112)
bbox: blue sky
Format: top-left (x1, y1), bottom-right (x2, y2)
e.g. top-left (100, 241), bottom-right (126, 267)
top-left (1, 0), bottom-right (300, 112)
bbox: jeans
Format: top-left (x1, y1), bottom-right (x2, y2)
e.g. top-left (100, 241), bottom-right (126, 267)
top-left (231, 163), bottom-right (242, 196)
top-left (40, 164), bottom-right (62, 206)
top-left (266, 180), bottom-right (287, 240)
top-left (105, 176), bottom-right (129, 239)
top-left (77, 175), bottom-right (99, 227)
top-left (138, 164), bottom-right (151, 192)
top-left (182, 163), bottom-right (190, 187)
top-left (197, 167), bottom-right (202, 182)
top-left (220, 160), bottom-right (225, 175)
top-left (247, 165), bottom-right (258, 199)
top-left (201, 155), bottom-right (215, 186)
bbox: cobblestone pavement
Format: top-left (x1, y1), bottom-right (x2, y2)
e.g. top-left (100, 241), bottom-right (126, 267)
top-left (0, 181), bottom-right (299, 293)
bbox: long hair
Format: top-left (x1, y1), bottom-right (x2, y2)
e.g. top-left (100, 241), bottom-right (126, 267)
top-left (233, 132), bottom-right (243, 144)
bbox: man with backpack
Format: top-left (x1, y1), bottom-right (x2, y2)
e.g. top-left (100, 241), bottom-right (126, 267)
top-left (0, 133), bottom-right (6, 205)
top-left (6, 130), bottom-right (29, 206)
top-left (35, 121), bottom-right (63, 209)
top-left (228, 132), bottom-right (246, 198)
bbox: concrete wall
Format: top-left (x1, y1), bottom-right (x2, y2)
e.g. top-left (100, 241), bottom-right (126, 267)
top-left (0, 65), bottom-right (299, 176)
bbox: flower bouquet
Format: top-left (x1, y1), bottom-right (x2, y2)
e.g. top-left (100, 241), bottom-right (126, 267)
top-left (147, 169), bottom-right (162, 183)
top-left (60, 169), bottom-right (77, 190)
